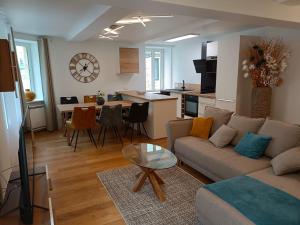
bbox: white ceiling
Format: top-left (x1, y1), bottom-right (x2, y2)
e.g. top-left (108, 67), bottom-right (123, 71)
top-left (1, 0), bottom-right (300, 44)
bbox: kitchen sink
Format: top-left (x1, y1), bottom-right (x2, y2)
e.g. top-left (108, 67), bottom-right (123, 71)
top-left (166, 88), bottom-right (193, 92)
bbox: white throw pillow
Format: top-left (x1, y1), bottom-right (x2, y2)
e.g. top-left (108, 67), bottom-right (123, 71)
top-left (209, 125), bottom-right (237, 148)
top-left (271, 146), bottom-right (300, 175)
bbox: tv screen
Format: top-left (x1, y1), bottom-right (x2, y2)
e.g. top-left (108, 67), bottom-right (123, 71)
top-left (193, 59), bottom-right (206, 73)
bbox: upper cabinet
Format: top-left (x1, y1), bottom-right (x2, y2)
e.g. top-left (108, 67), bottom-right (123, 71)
top-left (0, 39), bottom-right (15, 92)
top-left (119, 47), bottom-right (139, 74)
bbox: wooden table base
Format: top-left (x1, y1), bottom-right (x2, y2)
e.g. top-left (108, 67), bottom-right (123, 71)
top-left (133, 167), bottom-right (166, 202)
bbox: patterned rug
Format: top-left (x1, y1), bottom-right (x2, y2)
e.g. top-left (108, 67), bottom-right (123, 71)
top-left (97, 166), bottom-right (203, 225)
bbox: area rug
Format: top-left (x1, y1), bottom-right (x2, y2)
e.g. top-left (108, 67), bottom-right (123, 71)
top-left (97, 165), bottom-right (203, 225)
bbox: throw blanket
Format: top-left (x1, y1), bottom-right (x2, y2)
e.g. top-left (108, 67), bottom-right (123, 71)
top-left (203, 176), bottom-right (300, 225)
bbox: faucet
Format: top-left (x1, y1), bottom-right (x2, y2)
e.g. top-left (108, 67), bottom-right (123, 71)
top-left (182, 80), bottom-right (185, 90)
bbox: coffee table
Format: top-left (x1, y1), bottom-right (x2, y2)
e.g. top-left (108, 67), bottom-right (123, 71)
top-left (122, 143), bottom-right (177, 202)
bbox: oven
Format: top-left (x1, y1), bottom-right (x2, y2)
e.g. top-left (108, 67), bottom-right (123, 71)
top-left (184, 95), bottom-right (198, 117)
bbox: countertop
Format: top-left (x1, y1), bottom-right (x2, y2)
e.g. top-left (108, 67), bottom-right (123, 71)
top-left (118, 90), bottom-right (178, 102)
top-left (163, 89), bottom-right (216, 99)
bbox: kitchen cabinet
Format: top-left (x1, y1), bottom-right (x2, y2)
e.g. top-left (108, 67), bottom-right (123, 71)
top-left (170, 92), bottom-right (182, 118)
top-left (198, 96), bottom-right (216, 116)
top-left (119, 47), bottom-right (139, 74)
top-left (0, 39), bottom-right (15, 92)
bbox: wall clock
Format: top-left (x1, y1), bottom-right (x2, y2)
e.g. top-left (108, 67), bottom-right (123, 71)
top-left (69, 53), bottom-right (100, 83)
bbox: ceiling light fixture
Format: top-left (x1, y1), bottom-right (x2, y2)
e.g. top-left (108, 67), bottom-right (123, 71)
top-left (116, 18), bottom-right (151, 25)
top-left (98, 34), bottom-right (119, 40)
top-left (104, 25), bottom-right (124, 35)
top-left (165, 34), bottom-right (199, 43)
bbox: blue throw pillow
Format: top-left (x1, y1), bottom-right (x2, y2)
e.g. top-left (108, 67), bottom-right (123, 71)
top-left (234, 132), bottom-right (272, 159)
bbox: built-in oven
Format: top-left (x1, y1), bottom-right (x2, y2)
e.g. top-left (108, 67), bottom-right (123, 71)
top-left (184, 95), bottom-right (198, 117)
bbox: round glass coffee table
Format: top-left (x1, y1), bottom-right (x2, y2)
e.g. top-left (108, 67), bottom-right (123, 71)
top-left (122, 143), bottom-right (177, 202)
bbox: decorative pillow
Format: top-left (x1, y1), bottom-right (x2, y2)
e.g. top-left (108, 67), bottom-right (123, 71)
top-left (227, 115), bottom-right (265, 145)
top-left (234, 132), bottom-right (272, 159)
top-left (271, 146), bottom-right (300, 175)
top-left (209, 125), bottom-right (237, 148)
top-left (204, 106), bottom-right (233, 135)
top-left (190, 117), bottom-right (214, 139)
top-left (258, 119), bottom-right (300, 158)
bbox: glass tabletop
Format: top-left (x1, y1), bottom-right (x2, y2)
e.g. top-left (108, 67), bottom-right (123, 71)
top-left (122, 143), bottom-right (177, 170)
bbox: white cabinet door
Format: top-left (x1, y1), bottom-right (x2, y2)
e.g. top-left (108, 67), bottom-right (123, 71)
top-left (170, 93), bottom-right (182, 118)
top-left (198, 97), bottom-right (216, 116)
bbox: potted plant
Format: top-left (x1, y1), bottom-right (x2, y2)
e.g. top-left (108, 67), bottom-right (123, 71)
top-left (96, 90), bottom-right (105, 105)
top-left (242, 39), bottom-right (289, 118)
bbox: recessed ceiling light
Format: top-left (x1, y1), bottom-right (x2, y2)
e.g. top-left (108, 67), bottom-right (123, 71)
top-left (116, 18), bottom-right (151, 25)
top-left (165, 34), bottom-right (199, 43)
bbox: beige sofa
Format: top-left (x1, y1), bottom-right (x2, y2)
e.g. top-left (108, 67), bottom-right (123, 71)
top-left (166, 108), bottom-right (300, 225)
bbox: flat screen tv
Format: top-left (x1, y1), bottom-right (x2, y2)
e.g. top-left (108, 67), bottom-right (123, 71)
top-left (18, 123), bottom-right (34, 224)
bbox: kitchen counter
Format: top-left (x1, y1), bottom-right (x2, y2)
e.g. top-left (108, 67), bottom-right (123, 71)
top-left (117, 90), bottom-right (178, 102)
top-left (162, 89), bottom-right (216, 99)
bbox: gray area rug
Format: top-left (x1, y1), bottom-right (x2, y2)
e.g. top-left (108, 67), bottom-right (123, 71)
top-left (97, 165), bottom-right (203, 225)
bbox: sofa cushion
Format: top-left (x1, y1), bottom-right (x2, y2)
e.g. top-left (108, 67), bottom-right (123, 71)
top-left (227, 115), bottom-right (265, 145)
top-left (258, 119), bottom-right (300, 158)
top-left (234, 132), bottom-right (272, 159)
top-left (271, 146), bottom-right (300, 175)
top-left (190, 117), bottom-right (214, 139)
top-left (174, 136), bottom-right (270, 180)
top-left (204, 106), bottom-right (233, 135)
top-left (209, 125), bottom-right (237, 148)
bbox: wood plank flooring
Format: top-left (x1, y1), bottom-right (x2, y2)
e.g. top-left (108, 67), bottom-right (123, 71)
top-left (33, 129), bottom-right (212, 225)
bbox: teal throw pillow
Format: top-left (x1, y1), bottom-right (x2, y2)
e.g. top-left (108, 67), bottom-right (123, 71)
top-left (235, 132), bottom-right (272, 159)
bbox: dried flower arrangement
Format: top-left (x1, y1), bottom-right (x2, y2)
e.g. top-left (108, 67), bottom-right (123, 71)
top-left (242, 39), bottom-right (290, 88)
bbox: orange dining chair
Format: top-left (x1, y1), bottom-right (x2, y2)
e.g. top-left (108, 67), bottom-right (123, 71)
top-left (84, 95), bottom-right (96, 103)
top-left (66, 106), bottom-right (97, 151)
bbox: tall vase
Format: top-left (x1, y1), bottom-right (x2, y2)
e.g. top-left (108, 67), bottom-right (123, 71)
top-left (251, 87), bottom-right (272, 118)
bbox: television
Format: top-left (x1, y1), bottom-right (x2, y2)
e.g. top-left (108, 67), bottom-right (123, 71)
top-left (18, 123), bottom-right (34, 224)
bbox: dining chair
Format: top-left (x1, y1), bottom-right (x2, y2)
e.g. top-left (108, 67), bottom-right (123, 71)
top-left (84, 95), bottom-right (96, 103)
top-left (123, 102), bottom-right (149, 142)
top-left (60, 96), bottom-right (79, 136)
top-left (97, 104), bottom-right (123, 147)
top-left (66, 106), bottom-right (97, 151)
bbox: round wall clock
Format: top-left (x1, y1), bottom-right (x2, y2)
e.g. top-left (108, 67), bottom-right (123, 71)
top-left (69, 53), bottom-right (100, 83)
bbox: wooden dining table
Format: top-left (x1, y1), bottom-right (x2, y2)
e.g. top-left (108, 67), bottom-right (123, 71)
top-left (56, 100), bottom-right (133, 128)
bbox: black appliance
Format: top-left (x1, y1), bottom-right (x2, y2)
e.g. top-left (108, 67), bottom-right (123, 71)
top-left (193, 59), bottom-right (206, 74)
top-left (184, 95), bottom-right (198, 117)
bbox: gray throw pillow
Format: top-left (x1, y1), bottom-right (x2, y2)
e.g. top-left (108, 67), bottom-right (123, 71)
top-left (204, 106), bottom-right (233, 135)
top-left (209, 125), bottom-right (237, 148)
top-left (271, 146), bottom-right (300, 175)
top-left (227, 115), bottom-right (265, 145)
top-left (258, 119), bottom-right (300, 158)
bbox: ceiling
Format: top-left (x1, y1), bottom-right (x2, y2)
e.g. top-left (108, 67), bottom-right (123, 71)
top-left (1, 0), bottom-right (300, 44)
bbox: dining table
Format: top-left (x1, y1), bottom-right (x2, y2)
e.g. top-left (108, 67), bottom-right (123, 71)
top-left (56, 100), bottom-right (133, 129)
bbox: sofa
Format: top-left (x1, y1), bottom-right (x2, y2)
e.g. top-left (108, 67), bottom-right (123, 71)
top-left (166, 107), bottom-right (300, 225)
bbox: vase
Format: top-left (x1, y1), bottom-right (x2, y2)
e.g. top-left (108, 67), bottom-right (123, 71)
top-left (96, 96), bottom-right (105, 105)
top-left (251, 87), bottom-right (272, 118)
top-left (25, 89), bottom-right (36, 102)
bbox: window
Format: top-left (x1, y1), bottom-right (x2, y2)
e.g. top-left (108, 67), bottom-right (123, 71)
top-left (16, 40), bottom-right (43, 100)
top-left (145, 48), bottom-right (164, 91)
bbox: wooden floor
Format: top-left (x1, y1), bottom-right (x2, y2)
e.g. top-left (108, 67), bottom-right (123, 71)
top-left (33, 129), bottom-right (212, 225)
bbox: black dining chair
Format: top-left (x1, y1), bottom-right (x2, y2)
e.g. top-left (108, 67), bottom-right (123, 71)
top-left (60, 96), bottom-right (79, 136)
top-left (97, 104), bottom-right (123, 147)
top-left (123, 102), bottom-right (149, 142)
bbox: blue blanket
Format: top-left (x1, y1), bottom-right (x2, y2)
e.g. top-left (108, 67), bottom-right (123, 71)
top-left (203, 176), bottom-right (300, 225)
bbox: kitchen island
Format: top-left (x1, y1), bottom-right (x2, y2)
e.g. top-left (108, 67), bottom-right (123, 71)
top-left (118, 91), bottom-right (178, 139)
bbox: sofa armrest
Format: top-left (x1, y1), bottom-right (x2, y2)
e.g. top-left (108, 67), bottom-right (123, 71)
top-left (166, 119), bottom-right (193, 152)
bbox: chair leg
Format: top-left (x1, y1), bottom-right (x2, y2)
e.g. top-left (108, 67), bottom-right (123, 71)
top-left (114, 127), bottom-right (123, 145)
top-left (97, 126), bottom-right (103, 143)
top-left (87, 129), bottom-right (93, 143)
top-left (131, 123), bottom-right (134, 143)
top-left (67, 126), bottom-right (71, 146)
top-left (71, 130), bottom-right (75, 143)
top-left (142, 123), bottom-right (149, 139)
top-left (124, 122), bottom-right (129, 137)
top-left (102, 127), bottom-right (107, 147)
top-left (88, 129), bottom-right (97, 149)
top-left (74, 130), bottom-right (79, 152)
top-left (138, 123), bottom-right (142, 135)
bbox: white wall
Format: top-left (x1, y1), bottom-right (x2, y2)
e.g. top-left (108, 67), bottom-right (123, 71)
top-left (172, 38), bottom-right (202, 86)
top-left (0, 12), bottom-right (22, 200)
top-left (48, 38), bottom-right (146, 104)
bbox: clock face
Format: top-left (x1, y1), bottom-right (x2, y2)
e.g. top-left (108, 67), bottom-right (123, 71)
top-left (69, 53), bottom-right (100, 83)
